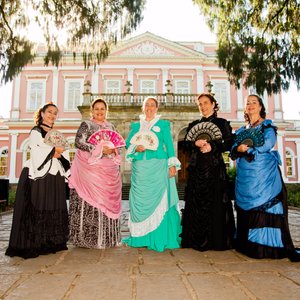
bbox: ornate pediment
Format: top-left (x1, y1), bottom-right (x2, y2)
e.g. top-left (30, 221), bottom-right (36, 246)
top-left (119, 41), bottom-right (175, 57)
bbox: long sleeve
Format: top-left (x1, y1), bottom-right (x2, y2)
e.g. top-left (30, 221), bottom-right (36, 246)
top-left (75, 121), bottom-right (94, 152)
top-left (210, 119), bottom-right (234, 154)
top-left (26, 128), bottom-right (70, 180)
top-left (162, 121), bottom-right (175, 158)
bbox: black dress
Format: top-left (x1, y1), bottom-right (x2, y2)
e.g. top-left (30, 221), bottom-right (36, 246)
top-left (181, 115), bottom-right (235, 251)
top-left (5, 126), bottom-right (70, 259)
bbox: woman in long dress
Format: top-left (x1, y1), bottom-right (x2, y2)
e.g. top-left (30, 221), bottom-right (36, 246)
top-left (181, 93), bottom-right (235, 251)
top-left (123, 96), bottom-right (181, 252)
top-left (68, 98), bottom-right (122, 248)
top-left (5, 103), bottom-right (70, 259)
top-left (231, 94), bottom-right (300, 261)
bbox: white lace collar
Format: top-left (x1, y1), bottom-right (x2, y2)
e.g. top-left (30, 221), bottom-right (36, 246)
top-left (139, 114), bottom-right (161, 132)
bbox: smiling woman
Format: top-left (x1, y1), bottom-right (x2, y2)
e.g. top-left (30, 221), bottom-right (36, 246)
top-left (5, 102), bottom-right (70, 259)
top-left (123, 96), bottom-right (182, 252)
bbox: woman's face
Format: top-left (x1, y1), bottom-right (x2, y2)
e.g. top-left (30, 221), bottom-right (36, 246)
top-left (197, 96), bottom-right (215, 117)
top-left (143, 98), bottom-right (158, 120)
top-left (245, 95), bottom-right (262, 117)
top-left (92, 101), bottom-right (107, 122)
top-left (41, 105), bottom-right (58, 126)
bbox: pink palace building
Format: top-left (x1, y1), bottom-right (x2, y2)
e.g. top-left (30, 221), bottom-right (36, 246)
top-left (1, 32), bottom-right (300, 185)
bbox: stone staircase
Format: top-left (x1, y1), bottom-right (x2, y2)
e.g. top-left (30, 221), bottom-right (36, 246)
top-left (122, 184), bottom-right (131, 200)
top-left (122, 183), bottom-right (186, 201)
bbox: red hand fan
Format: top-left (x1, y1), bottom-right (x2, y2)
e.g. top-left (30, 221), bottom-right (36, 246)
top-left (88, 129), bottom-right (126, 148)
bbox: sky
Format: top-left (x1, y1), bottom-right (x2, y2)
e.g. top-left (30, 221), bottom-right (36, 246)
top-left (1, 0), bottom-right (299, 119)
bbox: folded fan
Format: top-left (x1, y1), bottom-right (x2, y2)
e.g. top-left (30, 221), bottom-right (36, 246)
top-left (88, 129), bottom-right (126, 148)
top-left (185, 122), bottom-right (222, 142)
top-left (44, 130), bottom-right (69, 148)
top-left (130, 131), bottom-right (159, 150)
top-left (235, 127), bottom-right (264, 147)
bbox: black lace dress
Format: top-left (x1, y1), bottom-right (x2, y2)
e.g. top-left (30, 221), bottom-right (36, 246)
top-left (181, 115), bottom-right (235, 251)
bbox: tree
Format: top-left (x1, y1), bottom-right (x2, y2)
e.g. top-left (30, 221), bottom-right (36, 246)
top-left (0, 0), bottom-right (145, 84)
top-left (194, 0), bottom-right (300, 95)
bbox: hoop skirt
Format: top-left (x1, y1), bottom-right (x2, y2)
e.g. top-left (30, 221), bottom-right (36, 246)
top-left (5, 168), bottom-right (69, 259)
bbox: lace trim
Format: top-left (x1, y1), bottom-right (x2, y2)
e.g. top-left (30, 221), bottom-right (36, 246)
top-left (168, 157), bottom-right (181, 171)
top-left (128, 189), bottom-right (168, 237)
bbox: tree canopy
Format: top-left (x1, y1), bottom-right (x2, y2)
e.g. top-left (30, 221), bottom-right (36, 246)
top-left (194, 0), bottom-right (300, 95)
top-left (0, 0), bottom-right (145, 84)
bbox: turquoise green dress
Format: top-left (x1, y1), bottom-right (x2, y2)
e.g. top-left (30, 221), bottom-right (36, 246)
top-left (123, 115), bottom-right (181, 252)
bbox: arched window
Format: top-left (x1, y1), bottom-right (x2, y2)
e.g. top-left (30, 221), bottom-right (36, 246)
top-left (286, 149), bottom-right (295, 177)
top-left (68, 141), bottom-right (76, 164)
top-left (20, 139), bottom-right (30, 166)
top-left (0, 147), bottom-right (8, 177)
top-left (66, 137), bottom-right (76, 164)
top-left (222, 151), bottom-right (233, 170)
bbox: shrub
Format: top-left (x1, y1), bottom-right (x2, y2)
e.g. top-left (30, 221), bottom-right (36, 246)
top-left (286, 184), bottom-right (300, 208)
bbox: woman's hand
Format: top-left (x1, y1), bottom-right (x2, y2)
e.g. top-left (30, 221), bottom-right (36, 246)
top-left (55, 147), bottom-right (65, 154)
top-left (54, 146), bottom-right (64, 158)
top-left (135, 145), bottom-right (146, 152)
top-left (195, 139), bottom-right (207, 148)
top-left (102, 146), bottom-right (115, 155)
top-left (196, 140), bottom-right (211, 153)
top-left (201, 143), bottom-right (211, 153)
top-left (169, 166), bottom-right (176, 178)
top-left (237, 144), bottom-right (249, 153)
top-left (53, 152), bottom-right (61, 158)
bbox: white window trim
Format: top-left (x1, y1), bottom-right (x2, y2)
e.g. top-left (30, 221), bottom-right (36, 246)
top-left (105, 80), bottom-right (122, 93)
top-left (211, 79), bottom-right (231, 112)
top-left (174, 79), bottom-right (191, 94)
top-left (0, 146), bottom-right (8, 178)
top-left (285, 147), bottom-right (296, 178)
top-left (26, 79), bottom-right (47, 111)
top-left (139, 79), bottom-right (156, 94)
top-left (20, 138), bottom-right (30, 166)
top-left (64, 78), bottom-right (84, 111)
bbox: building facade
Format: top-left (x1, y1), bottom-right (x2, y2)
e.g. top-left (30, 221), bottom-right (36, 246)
top-left (0, 32), bottom-right (300, 184)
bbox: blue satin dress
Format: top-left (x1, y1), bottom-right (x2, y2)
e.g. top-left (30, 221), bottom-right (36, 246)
top-left (231, 119), bottom-right (300, 261)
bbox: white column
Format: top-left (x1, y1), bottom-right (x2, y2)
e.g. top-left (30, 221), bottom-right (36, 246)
top-left (11, 74), bottom-right (21, 119)
top-left (274, 94), bottom-right (283, 120)
top-left (8, 133), bottom-right (19, 183)
top-left (91, 68), bottom-right (99, 94)
top-left (52, 69), bottom-right (59, 105)
top-left (196, 68), bottom-right (204, 93)
top-left (237, 81), bottom-right (244, 120)
top-left (296, 141), bottom-right (300, 183)
top-left (277, 131), bottom-right (285, 181)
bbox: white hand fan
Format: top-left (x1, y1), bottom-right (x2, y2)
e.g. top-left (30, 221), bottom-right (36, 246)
top-left (130, 131), bottom-right (159, 150)
top-left (44, 130), bottom-right (69, 148)
top-left (88, 129), bottom-right (126, 148)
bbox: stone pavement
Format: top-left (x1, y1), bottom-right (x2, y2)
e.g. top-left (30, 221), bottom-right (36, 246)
top-left (0, 202), bottom-right (300, 300)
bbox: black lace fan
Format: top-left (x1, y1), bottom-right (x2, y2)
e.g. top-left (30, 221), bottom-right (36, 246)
top-left (235, 128), bottom-right (264, 147)
top-left (185, 122), bottom-right (222, 142)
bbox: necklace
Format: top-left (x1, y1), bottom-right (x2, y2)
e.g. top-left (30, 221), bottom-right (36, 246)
top-left (41, 123), bottom-right (53, 129)
top-left (249, 118), bottom-right (261, 128)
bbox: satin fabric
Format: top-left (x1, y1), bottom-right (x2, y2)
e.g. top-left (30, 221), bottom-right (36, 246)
top-left (124, 158), bottom-right (181, 251)
top-left (232, 119), bottom-right (300, 261)
top-left (127, 159), bottom-right (180, 236)
top-left (69, 149), bottom-right (121, 219)
top-left (235, 122), bottom-right (282, 210)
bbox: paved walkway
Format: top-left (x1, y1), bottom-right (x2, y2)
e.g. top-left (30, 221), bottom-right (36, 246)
top-left (0, 202), bottom-right (300, 300)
